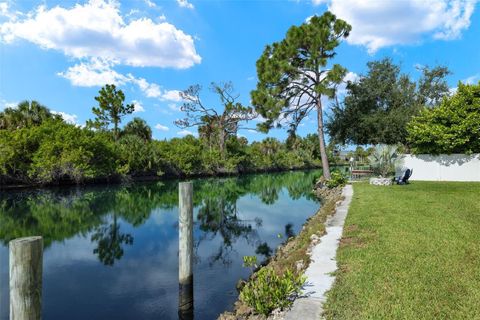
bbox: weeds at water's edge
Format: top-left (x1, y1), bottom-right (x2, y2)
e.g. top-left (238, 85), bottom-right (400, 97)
top-left (218, 186), bottom-right (344, 320)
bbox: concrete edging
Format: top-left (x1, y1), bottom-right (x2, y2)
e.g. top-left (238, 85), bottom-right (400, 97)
top-left (284, 184), bottom-right (354, 320)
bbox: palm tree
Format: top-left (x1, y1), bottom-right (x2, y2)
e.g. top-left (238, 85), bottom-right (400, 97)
top-left (0, 100), bottom-right (57, 130)
top-left (122, 117), bottom-right (152, 142)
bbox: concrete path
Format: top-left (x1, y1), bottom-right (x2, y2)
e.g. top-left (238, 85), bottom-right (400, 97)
top-left (284, 184), bottom-right (353, 320)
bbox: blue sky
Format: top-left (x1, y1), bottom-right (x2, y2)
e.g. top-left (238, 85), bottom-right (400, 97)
top-left (0, 0), bottom-right (479, 141)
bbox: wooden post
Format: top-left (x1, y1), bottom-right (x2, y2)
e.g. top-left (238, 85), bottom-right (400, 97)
top-left (9, 236), bottom-right (43, 320)
top-left (178, 182), bottom-right (194, 319)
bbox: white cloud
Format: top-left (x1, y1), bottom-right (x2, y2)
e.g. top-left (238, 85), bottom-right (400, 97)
top-left (343, 71), bottom-right (359, 83)
top-left (312, 0), bottom-right (329, 4)
top-left (51, 111), bottom-right (79, 125)
top-left (144, 0), bottom-right (157, 8)
top-left (161, 90), bottom-right (182, 102)
top-left (132, 100), bottom-right (145, 113)
top-left (58, 59), bottom-right (183, 102)
top-left (0, 99), bottom-right (17, 110)
top-left (316, 0), bottom-right (478, 53)
top-left (336, 71), bottom-right (359, 96)
top-left (177, 0), bottom-right (194, 9)
top-left (0, 0), bottom-right (201, 68)
top-left (4, 101), bottom-right (16, 108)
top-left (155, 123), bottom-right (169, 131)
top-left (132, 78), bottom-right (183, 102)
top-left (0, 2), bottom-right (20, 21)
top-left (132, 77), bottom-right (162, 98)
top-left (58, 58), bottom-right (127, 87)
top-left (0, 2), bottom-right (8, 15)
top-left (462, 74), bottom-right (480, 84)
top-left (177, 129), bottom-right (194, 136)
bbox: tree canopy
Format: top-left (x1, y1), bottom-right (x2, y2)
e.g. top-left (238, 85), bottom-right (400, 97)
top-left (0, 100), bottom-right (61, 130)
top-left (88, 84), bottom-right (134, 141)
top-left (175, 82), bottom-right (256, 160)
top-left (251, 11), bottom-right (351, 179)
top-left (407, 82), bottom-right (480, 154)
top-left (122, 117), bottom-right (152, 142)
top-left (327, 59), bottom-right (451, 146)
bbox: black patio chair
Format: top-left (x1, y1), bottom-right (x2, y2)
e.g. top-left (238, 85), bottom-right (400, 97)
top-left (394, 168), bottom-right (413, 185)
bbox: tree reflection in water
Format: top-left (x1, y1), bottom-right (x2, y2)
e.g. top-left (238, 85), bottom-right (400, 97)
top-left (0, 170), bottom-right (323, 266)
top-left (91, 213), bottom-right (133, 266)
top-left (195, 196), bottom-right (261, 266)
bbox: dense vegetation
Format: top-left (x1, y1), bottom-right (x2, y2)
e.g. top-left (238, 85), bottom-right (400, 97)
top-left (327, 58), bottom-right (451, 146)
top-left (0, 95), bottom-right (327, 186)
top-left (407, 82), bottom-right (480, 154)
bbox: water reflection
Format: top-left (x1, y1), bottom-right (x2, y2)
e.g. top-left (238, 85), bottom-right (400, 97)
top-left (0, 171), bottom-right (319, 264)
top-left (0, 170), bottom-right (322, 319)
top-left (91, 213), bottom-right (134, 266)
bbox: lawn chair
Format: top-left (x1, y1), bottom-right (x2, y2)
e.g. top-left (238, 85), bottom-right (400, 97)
top-left (394, 168), bottom-right (413, 185)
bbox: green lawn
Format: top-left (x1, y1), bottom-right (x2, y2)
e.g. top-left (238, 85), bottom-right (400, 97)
top-left (324, 182), bottom-right (480, 320)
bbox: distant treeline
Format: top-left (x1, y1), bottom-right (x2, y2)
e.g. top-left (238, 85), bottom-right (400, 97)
top-left (0, 100), bottom-right (333, 186)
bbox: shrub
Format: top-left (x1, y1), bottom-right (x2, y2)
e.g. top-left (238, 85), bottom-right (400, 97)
top-left (368, 144), bottom-right (398, 177)
top-left (240, 261), bottom-right (305, 316)
top-left (29, 122), bottom-right (118, 183)
top-left (325, 170), bottom-right (348, 188)
top-left (407, 82), bottom-right (480, 154)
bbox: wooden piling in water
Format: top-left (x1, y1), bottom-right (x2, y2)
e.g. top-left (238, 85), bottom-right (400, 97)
top-left (9, 236), bottom-right (43, 320)
top-left (178, 182), bottom-right (194, 318)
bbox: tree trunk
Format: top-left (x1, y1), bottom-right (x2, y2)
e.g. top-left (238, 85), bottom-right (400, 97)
top-left (114, 120), bottom-right (119, 142)
top-left (316, 99), bottom-right (331, 179)
top-left (219, 128), bottom-right (226, 161)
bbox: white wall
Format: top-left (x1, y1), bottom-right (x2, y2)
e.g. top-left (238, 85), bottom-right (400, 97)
top-left (396, 154), bottom-right (480, 182)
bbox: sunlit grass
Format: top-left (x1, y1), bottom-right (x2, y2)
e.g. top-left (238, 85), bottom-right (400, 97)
top-left (324, 182), bottom-right (480, 319)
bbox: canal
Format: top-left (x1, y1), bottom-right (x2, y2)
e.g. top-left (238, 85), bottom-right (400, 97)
top-left (0, 170), bottom-right (323, 319)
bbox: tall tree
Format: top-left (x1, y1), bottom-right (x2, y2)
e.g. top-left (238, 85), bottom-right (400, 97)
top-left (175, 82), bottom-right (256, 160)
top-left (327, 59), bottom-right (451, 146)
top-left (251, 12), bottom-right (351, 179)
top-left (88, 84), bottom-right (134, 141)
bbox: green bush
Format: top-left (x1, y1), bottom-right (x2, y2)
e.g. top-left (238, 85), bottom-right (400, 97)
top-left (407, 82), bottom-right (480, 154)
top-left (325, 170), bottom-right (348, 189)
top-left (28, 122), bottom-right (118, 183)
top-left (117, 134), bottom-right (162, 176)
top-left (240, 265), bottom-right (305, 316)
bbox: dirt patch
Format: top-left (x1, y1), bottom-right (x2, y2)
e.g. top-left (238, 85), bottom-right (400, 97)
top-left (344, 224), bottom-right (359, 232)
top-left (339, 236), bottom-right (366, 249)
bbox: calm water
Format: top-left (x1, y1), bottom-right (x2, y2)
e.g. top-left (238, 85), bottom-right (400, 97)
top-left (0, 170), bottom-right (322, 320)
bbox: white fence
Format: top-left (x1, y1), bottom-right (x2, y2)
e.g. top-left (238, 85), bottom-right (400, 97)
top-left (396, 154), bottom-right (480, 182)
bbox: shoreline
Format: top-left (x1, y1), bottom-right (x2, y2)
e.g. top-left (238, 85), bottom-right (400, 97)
top-left (218, 184), bottom-right (344, 320)
top-left (1, 165), bottom-right (349, 191)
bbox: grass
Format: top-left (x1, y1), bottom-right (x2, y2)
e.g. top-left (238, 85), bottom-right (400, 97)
top-left (323, 182), bottom-right (480, 320)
